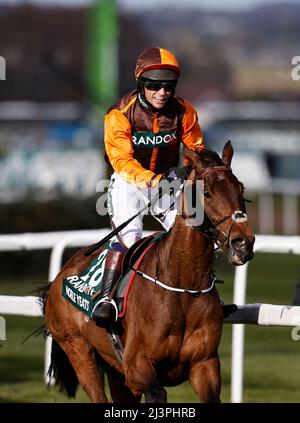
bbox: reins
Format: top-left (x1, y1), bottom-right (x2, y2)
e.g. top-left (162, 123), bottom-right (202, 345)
top-left (201, 209), bottom-right (248, 251)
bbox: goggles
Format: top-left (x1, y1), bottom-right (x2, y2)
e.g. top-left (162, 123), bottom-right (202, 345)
top-left (140, 77), bottom-right (178, 92)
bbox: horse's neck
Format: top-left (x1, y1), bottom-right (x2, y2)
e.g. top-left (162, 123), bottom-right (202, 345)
top-left (161, 216), bottom-right (214, 286)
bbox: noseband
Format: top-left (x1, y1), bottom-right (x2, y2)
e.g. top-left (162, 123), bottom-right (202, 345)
top-left (185, 165), bottom-right (248, 250)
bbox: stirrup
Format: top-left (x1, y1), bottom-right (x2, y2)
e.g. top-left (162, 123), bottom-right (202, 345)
top-left (92, 297), bottom-right (119, 322)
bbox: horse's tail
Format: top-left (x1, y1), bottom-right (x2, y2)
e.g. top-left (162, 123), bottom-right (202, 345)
top-left (20, 283), bottom-right (51, 344)
top-left (33, 283), bottom-right (79, 397)
top-left (38, 282), bottom-right (51, 315)
top-left (48, 338), bottom-right (79, 398)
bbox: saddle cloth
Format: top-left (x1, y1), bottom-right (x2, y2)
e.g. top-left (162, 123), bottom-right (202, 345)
top-left (62, 232), bottom-right (167, 318)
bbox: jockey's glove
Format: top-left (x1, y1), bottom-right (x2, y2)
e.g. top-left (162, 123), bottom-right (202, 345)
top-left (160, 167), bottom-right (185, 184)
top-left (155, 168), bottom-right (185, 196)
top-left (150, 167), bottom-right (185, 189)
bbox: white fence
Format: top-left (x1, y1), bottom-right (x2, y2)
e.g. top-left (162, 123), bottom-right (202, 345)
top-left (1, 231), bottom-right (300, 401)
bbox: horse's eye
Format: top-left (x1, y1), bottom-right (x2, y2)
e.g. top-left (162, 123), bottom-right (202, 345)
top-left (204, 187), bottom-right (210, 197)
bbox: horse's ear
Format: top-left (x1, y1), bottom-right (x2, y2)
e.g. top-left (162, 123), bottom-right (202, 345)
top-left (184, 147), bottom-right (201, 167)
top-left (222, 140), bottom-right (233, 166)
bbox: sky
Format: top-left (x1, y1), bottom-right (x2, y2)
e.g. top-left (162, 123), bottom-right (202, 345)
top-left (1, 0), bottom-right (300, 12)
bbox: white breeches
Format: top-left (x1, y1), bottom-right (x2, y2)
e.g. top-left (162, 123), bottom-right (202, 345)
top-left (107, 172), bottom-right (180, 248)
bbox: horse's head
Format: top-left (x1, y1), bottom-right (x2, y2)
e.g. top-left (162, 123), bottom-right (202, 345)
top-left (184, 141), bottom-right (255, 265)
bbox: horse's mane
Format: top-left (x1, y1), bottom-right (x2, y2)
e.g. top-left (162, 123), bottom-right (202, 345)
top-left (183, 147), bottom-right (224, 180)
top-left (196, 148), bottom-right (223, 167)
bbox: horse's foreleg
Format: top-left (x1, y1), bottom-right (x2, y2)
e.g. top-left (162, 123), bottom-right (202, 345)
top-left (60, 338), bottom-right (108, 403)
top-left (124, 353), bottom-right (167, 403)
top-left (189, 357), bottom-right (221, 403)
top-left (106, 366), bottom-right (141, 403)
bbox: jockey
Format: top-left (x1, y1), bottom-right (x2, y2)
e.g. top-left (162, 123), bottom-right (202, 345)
top-left (92, 47), bottom-right (205, 327)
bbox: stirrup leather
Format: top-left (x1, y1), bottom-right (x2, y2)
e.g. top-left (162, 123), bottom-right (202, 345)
top-left (92, 296), bottom-right (119, 322)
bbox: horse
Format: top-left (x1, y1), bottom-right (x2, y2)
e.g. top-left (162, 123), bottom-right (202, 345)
top-left (44, 141), bottom-right (254, 403)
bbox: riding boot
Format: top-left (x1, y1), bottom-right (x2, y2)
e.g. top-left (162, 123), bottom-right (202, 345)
top-left (92, 248), bottom-right (124, 328)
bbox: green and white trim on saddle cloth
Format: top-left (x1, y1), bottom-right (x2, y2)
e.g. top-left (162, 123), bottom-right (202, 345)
top-left (62, 233), bottom-right (167, 318)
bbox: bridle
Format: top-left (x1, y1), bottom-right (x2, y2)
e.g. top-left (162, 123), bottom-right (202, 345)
top-left (183, 164), bottom-right (248, 251)
top-left (126, 163), bottom-right (248, 297)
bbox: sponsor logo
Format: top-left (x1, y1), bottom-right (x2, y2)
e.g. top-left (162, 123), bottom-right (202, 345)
top-left (132, 130), bottom-right (177, 148)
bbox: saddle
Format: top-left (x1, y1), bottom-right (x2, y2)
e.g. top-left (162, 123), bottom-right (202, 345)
top-left (115, 232), bottom-right (167, 317)
top-left (120, 232), bottom-right (161, 277)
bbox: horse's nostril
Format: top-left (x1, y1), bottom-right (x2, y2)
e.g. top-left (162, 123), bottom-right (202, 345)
top-left (240, 240), bottom-right (247, 250)
top-left (231, 237), bottom-right (249, 252)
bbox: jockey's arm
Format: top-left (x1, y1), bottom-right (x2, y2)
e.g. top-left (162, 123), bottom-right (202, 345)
top-left (104, 109), bottom-right (161, 188)
top-left (180, 100), bottom-right (205, 159)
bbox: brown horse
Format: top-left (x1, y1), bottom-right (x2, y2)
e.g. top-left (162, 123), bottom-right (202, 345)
top-left (44, 141), bottom-right (254, 403)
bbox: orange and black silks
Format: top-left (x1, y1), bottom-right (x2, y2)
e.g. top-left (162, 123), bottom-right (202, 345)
top-left (104, 47), bottom-right (204, 188)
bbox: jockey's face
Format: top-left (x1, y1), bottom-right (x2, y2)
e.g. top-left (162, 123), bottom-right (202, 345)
top-left (144, 86), bottom-right (172, 109)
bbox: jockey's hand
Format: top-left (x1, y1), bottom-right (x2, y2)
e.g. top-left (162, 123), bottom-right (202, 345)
top-left (151, 167), bottom-right (184, 189)
top-left (160, 167), bottom-right (183, 184)
top-left (156, 168), bottom-right (184, 195)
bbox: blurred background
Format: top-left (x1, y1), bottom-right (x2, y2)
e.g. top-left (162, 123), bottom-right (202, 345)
top-left (1, 0), bottom-right (300, 403)
top-left (1, 0), bottom-right (300, 239)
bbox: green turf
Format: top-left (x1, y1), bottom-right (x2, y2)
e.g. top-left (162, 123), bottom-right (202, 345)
top-left (0, 252), bottom-right (300, 403)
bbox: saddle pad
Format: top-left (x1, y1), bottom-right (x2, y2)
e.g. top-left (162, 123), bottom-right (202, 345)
top-left (62, 232), bottom-right (167, 318)
top-left (62, 243), bottom-right (111, 317)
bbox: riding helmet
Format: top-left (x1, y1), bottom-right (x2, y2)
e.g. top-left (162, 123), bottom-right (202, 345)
top-left (135, 47), bottom-right (180, 99)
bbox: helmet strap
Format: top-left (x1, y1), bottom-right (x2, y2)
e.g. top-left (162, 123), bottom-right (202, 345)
top-left (137, 92), bottom-right (152, 112)
top-left (136, 78), bottom-right (175, 113)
